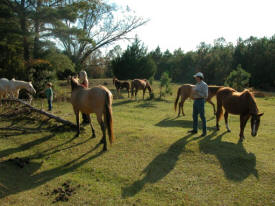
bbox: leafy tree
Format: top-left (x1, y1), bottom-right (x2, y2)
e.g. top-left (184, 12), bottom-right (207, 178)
top-left (44, 50), bottom-right (75, 79)
top-left (111, 38), bottom-right (156, 79)
top-left (225, 64), bottom-right (251, 91)
top-left (54, 1), bottom-right (148, 71)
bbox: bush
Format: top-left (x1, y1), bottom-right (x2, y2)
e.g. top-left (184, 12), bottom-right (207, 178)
top-left (225, 64), bottom-right (251, 91)
top-left (159, 72), bottom-right (172, 98)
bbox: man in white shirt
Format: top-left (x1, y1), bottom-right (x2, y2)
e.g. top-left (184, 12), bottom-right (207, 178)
top-left (188, 72), bottom-right (208, 136)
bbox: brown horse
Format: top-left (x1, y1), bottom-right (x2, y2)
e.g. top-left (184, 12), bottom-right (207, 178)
top-left (71, 77), bottom-right (114, 151)
top-left (174, 84), bottom-right (223, 117)
top-left (216, 87), bottom-right (263, 142)
top-left (113, 77), bottom-right (131, 98)
top-left (131, 79), bottom-right (152, 99)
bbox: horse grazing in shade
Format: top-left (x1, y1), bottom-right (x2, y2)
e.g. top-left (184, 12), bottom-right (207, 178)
top-left (71, 77), bottom-right (114, 151)
top-left (0, 78), bottom-right (36, 100)
top-left (174, 84), bottom-right (223, 117)
top-left (113, 77), bottom-right (131, 98)
top-left (216, 87), bottom-right (263, 142)
top-left (131, 79), bottom-right (152, 99)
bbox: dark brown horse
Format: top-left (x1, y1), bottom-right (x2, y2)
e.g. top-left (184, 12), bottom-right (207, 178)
top-left (71, 77), bottom-right (114, 151)
top-left (113, 77), bottom-right (131, 98)
top-left (131, 79), bottom-right (152, 99)
top-left (174, 84), bottom-right (223, 117)
top-left (216, 87), bottom-right (263, 142)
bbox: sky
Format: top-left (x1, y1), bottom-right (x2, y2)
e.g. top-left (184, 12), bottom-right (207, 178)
top-left (111, 0), bottom-right (275, 52)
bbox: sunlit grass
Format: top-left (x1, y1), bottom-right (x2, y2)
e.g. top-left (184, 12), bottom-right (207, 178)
top-left (0, 79), bottom-right (274, 206)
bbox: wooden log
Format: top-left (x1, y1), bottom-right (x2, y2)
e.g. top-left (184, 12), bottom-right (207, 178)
top-left (0, 98), bottom-right (76, 127)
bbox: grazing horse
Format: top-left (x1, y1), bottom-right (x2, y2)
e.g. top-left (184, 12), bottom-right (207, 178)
top-left (113, 77), bottom-right (131, 98)
top-left (216, 87), bottom-right (263, 142)
top-left (174, 84), bottom-right (223, 117)
top-left (0, 78), bottom-right (36, 100)
top-left (70, 77), bottom-right (114, 151)
top-left (131, 79), bottom-right (152, 99)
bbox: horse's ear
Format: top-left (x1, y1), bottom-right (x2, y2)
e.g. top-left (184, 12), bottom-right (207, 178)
top-left (258, 113), bottom-right (264, 117)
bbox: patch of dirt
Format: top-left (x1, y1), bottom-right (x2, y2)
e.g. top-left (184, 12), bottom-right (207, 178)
top-left (49, 181), bottom-right (79, 203)
top-left (8, 157), bottom-right (30, 168)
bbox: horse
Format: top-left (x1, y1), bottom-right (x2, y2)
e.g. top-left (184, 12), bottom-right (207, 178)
top-left (70, 77), bottom-right (114, 151)
top-left (113, 77), bottom-right (131, 98)
top-left (0, 78), bottom-right (36, 98)
top-left (174, 84), bottom-right (223, 117)
top-left (131, 79), bottom-right (152, 99)
top-left (216, 87), bottom-right (263, 142)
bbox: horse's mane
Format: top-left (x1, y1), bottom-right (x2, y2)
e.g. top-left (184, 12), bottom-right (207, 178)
top-left (242, 89), bottom-right (258, 114)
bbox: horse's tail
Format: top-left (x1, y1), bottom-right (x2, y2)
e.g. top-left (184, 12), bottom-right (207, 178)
top-left (105, 91), bottom-right (114, 144)
top-left (174, 87), bottom-right (181, 112)
top-left (216, 93), bottom-right (223, 121)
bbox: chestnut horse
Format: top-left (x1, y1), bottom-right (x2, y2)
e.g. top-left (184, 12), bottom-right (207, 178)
top-left (216, 87), bottom-right (263, 142)
top-left (113, 77), bottom-right (131, 98)
top-left (71, 77), bottom-right (114, 151)
top-left (131, 79), bottom-right (152, 99)
top-left (174, 84), bottom-right (223, 117)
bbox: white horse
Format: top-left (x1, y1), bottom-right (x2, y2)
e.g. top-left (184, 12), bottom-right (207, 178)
top-left (0, 78), bottom-right (36, 100)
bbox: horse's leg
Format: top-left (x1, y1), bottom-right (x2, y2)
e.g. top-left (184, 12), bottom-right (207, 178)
top-left (75, 110), bottom-right (80, 136)
top-left (96, 114), bottom-right (107, 151)
top-left (135, 89), bottom-right (138, 100)
top-left (239, 114), bottom-right (250, 142)
top-left (87, 114), bottom-right (96, 138)
top-left (207, 98), bottom-right (216, 116)
top-left (224, 111), bottom-right (231, 132)
top-left (143, 88), bottom-right (145, 100)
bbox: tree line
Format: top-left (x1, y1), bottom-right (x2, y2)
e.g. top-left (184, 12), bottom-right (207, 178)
top-left (112, 36), bottom-right (275, 91)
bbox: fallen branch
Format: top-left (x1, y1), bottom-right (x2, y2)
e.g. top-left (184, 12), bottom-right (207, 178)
top-left (1, 98), bottom-right (76, 128)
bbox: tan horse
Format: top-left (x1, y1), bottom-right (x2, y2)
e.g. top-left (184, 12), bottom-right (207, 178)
top-left (131, 79), bottom-right (152, 99)
top-left (216, 87), bottom-right (263, 142)
top-left (113, 77), bottom-right (131, 98)
top-left (71, 77), bottom-right (114, 151)
top-left (174, 84), bottom-right (223, 117)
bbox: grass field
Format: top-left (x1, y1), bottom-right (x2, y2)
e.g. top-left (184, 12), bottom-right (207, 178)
top-left (0, 79), bottom-right (275, 206)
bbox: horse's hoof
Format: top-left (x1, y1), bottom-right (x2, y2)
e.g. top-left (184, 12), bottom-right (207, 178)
top-left (227, 129), bottom-right (231, 133)
top-left (102, 147), bottom-right (107, 152)
top-left (91, 134), bottom-right (96, 139)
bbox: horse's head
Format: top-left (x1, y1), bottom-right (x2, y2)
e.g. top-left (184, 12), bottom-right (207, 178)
top-left (71, 77), bottom-right (81, 91)
top-left (146, 82), bottom-right (153, 94)
top-left (27, 82), bottom-right (36, 94)
top-left (251, 113), bottom-right (264, 137)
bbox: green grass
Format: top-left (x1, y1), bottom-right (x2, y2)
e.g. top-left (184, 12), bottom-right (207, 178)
top-left (0, 79), bottom-right (275, 206)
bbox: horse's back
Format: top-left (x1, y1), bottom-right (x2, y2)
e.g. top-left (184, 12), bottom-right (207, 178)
top-left (217, 87), bottom-right (250, 114)
top-left (71, 85), bottom-right (112, 114)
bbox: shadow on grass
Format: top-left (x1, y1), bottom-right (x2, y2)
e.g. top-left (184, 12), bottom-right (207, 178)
top-left (0, 143), bottom-right (104, 198)
top-left (0, 111), bottom-right (105, 198)
top-left (122, 134), bottom-right (196, 198)
top-left (135, 101), bottom-right (156, 108)
top-left (155, 117), bottom-right (217, 130)
top-left (155, 117), bottom-right (193, 128)
top-left (122, 131), bottom-right (258, 197)
top-left (199, 132), bottom-right (258, 182)
top-left (112, 99), bottom-right (133, 107)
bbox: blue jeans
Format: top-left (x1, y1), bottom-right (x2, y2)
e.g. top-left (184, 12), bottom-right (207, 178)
top-left (48, 99), bottom-right (52, 111)
top-left (192, 99), bottom-right (206, 134)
